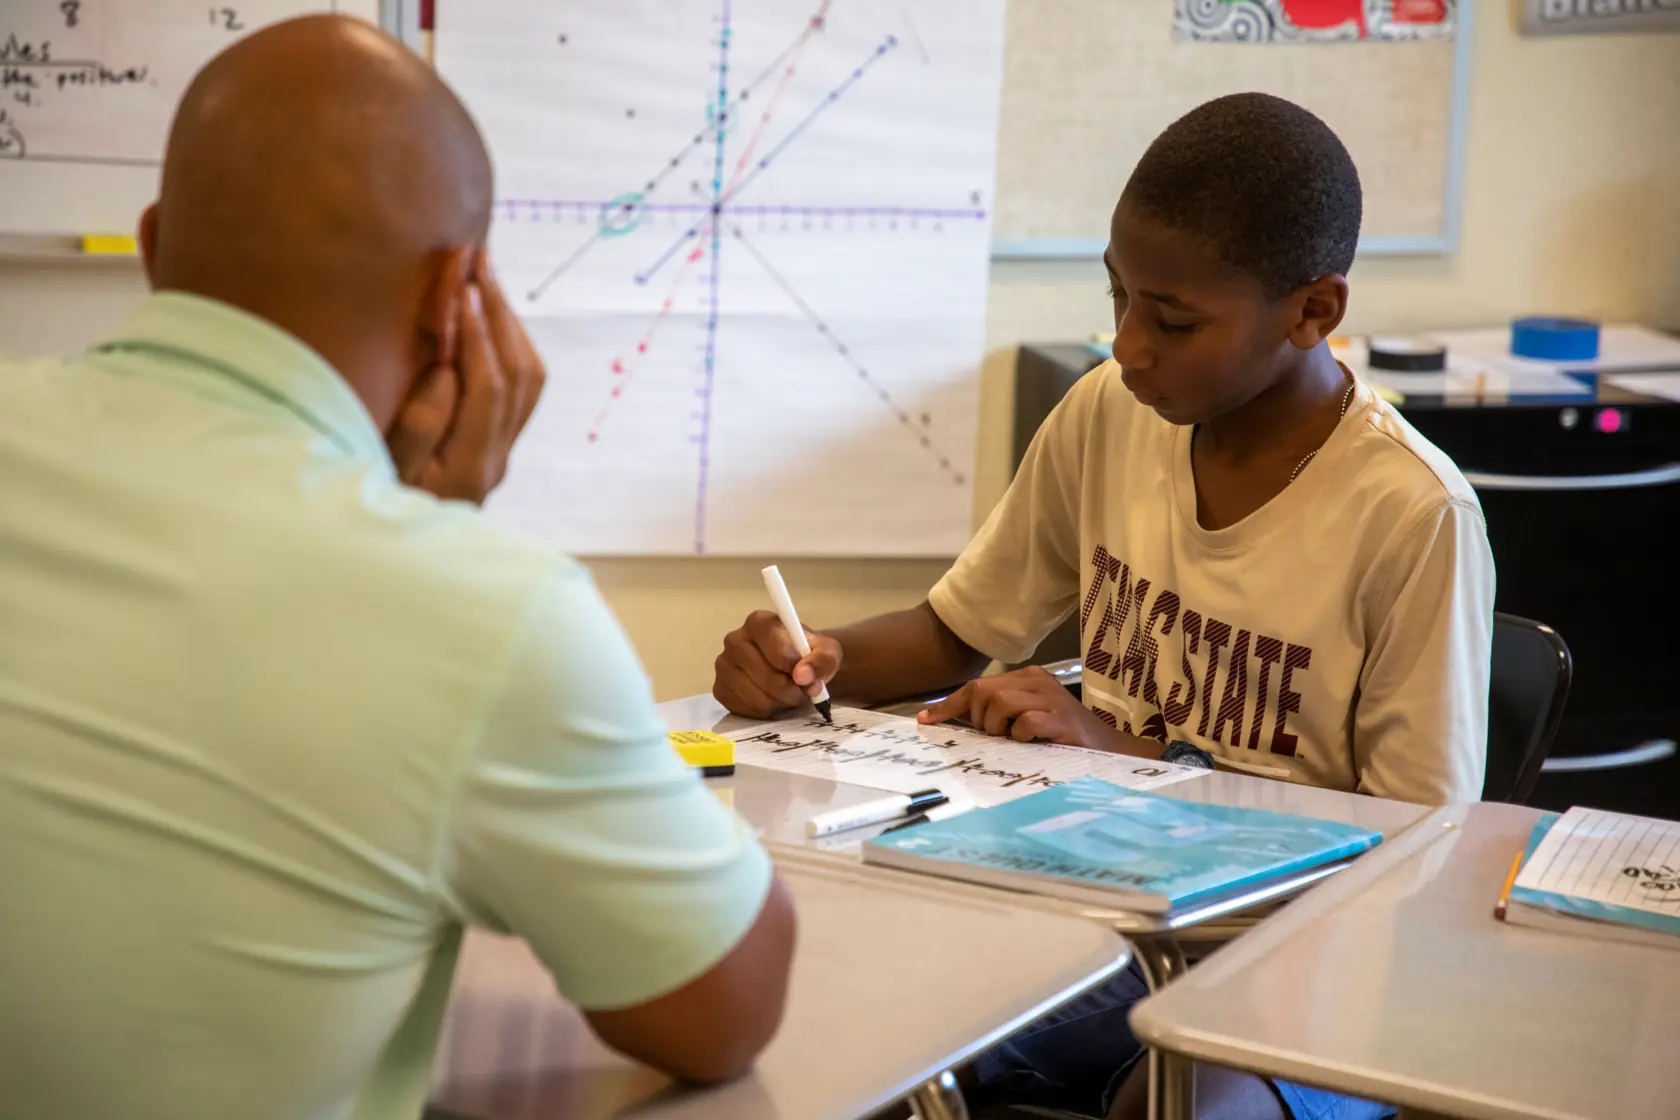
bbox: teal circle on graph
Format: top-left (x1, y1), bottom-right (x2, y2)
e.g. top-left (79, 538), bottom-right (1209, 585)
top-left (598, 192), bottom-right (646, 237)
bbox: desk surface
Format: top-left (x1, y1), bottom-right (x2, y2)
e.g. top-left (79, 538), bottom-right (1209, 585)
top-left (430, 857), bottom-right (1129, 1120)
top-left (1130, 800), bottom-right (1680, 1120)
top-left (660, 695), bottom-right (1429, 934)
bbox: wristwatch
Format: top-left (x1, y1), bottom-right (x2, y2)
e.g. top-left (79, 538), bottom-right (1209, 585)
top-left (1163, 740), bottom-right (1215, 770)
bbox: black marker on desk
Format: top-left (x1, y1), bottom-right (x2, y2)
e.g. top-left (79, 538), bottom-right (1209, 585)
top-left (762, 564), bottom-right (832, 723)
top-left (805, 789), bottom-right (948, 837)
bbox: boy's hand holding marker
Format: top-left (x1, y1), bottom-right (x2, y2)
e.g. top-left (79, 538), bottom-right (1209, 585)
top-left (714, 609), bottom-right (843, 721)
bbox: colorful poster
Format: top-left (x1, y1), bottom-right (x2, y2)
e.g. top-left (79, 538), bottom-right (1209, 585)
top-left (1175, 0), bottom-right (1455, 41)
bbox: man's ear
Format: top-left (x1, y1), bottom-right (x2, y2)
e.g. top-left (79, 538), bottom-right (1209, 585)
top-left (138, 205), bottom-right (160, 289)
top-left (1287, 273), bottom-right (1350, 350)
top-left (419, 245), bottom-right (477, 374)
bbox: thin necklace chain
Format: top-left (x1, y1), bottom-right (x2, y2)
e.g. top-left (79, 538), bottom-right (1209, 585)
top-left (1288, 375), bottom-right (1358, 483)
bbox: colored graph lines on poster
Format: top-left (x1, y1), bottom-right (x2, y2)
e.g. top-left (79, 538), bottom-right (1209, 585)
top-left (438, 0), bottom-right (1006, 556)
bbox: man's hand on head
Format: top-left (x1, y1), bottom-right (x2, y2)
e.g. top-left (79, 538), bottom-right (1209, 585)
top-left (388, 253), bottom-right (546, 504)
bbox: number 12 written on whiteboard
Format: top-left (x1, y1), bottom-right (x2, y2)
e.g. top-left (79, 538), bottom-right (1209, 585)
top-left (209, 8), bottom-right (245, 32)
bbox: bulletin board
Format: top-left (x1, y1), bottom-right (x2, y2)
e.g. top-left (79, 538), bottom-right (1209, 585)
top-left (989, 0), bottom-right (1475, 258)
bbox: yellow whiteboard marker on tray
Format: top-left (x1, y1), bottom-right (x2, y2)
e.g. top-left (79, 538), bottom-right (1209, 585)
top-left (79, 234), bottom-right (139, 255)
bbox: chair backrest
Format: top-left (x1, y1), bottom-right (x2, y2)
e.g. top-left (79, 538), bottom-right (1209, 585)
top-left (1484, 612), bottom-right (1573, 804)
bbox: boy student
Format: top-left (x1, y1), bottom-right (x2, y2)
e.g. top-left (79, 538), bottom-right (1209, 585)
top-left (713, 93), bottom-right (1493, 1118)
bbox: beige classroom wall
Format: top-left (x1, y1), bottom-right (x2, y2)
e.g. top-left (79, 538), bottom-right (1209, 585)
top-left (2, 2), bottom-right (1676, 700)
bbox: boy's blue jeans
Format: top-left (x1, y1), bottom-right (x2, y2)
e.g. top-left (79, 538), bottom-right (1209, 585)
top-left (968, 960), bottom-right (1397, 1120)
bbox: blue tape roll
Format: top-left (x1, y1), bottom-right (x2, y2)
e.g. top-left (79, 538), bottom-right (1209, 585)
top-left (1511, 316), bottom-right (1600, 362)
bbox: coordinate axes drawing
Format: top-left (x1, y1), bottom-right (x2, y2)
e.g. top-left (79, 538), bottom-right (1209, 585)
top-left (440, 0), bottom-right (1006, 556)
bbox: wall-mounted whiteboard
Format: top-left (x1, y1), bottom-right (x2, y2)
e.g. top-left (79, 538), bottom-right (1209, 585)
top-left (0, 0), bottom-right (381, 236)
top-left (990, 0), bottom-right (1475, 258)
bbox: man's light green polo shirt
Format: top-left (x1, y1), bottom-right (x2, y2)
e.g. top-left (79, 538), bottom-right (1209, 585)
top-left (0, 293), bottom-right (772, 1120)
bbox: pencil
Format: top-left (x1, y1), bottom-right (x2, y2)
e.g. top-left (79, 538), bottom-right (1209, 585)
top-left (1493, 850), bottom-right (1524, 921)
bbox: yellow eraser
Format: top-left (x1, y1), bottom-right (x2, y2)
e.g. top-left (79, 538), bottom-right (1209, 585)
top-left (668, 730), bottom-right (735, 775)
top-left (80, 234), bottom-right (138, 255)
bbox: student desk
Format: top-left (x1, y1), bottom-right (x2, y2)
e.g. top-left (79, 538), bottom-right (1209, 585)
top-left (661, 694), bottom-right (1424, 856)
top-left (661, 694), bottom-right (1429, 1120)
top-left (427, 854), bottom-right (1131, 1120)
top-left (1130, 800), bottom-right (1680, 1120)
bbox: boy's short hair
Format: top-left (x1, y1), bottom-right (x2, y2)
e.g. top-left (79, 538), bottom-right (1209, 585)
top-left (1120, 93), bottom-right (1362, 298)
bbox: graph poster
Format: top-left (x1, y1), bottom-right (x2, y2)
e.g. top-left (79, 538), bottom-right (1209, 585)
top-left (437, 1), bottom-right (1006, 556)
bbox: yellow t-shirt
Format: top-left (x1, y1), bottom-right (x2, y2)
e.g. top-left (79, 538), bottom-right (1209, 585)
top-left (0, 293), bottom-right (771, 1119)
top-left (930, 360), bottom-right (1493, 806)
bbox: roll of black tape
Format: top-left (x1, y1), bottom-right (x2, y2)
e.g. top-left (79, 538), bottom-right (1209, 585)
top-left (1369, 337), bottom-right (1448, 372)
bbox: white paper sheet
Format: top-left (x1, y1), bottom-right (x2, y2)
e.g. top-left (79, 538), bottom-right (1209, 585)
top-left (1433, 325), bottom-right (1680, 375)
top-left (1606, 373), bottom-right (1680, 404)
top-left (0, 1), bottom-right (378, 235)
top-left (1364, 363), bottom-right (1591, 398)
top-left (436, 0), bottom-right (1006, 555)
top-left (1332, 338), bottom-right (1591, 397)
top-left (726, 707), bottom-right (1206, 808)
top-left (1515, 806), bottom-right (1680, 919)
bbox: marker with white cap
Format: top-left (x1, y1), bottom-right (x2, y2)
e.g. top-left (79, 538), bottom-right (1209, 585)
top-left (761, 564), bottom-right (833, 724)
top-left (806, 789), bottom-right (949, 837)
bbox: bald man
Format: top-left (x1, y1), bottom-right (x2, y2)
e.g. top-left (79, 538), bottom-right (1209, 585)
top-left (0, 15), bottom-right (793, 1120)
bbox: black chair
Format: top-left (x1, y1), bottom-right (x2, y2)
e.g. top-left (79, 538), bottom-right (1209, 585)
top-left (1483, 612), bottom-right (1573, 805)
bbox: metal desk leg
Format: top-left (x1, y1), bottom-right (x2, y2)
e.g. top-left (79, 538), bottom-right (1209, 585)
top-left (1132, 938), bottom-right (1193, 1120)
top-left (908, 1070), bottom-right (970, 1120)
top-left (1130, 936), bottom-right (1187, 993)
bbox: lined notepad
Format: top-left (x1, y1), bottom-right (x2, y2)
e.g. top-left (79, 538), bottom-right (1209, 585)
top-left (1504, 807), bottom-right (1680, 949)
top-left (725, 707), bottom-right (1206, 808)
top-left (1515, 807), bottom-right (1680, 918)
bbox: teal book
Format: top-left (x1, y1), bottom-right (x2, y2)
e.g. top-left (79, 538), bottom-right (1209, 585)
top-left (1503, 809), bottom-right (1680, 950)
top-left (861, 777), bottom-right (1381, 913)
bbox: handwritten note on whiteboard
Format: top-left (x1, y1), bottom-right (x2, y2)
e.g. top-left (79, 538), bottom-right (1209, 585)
top-left (726, 708), bottom-right (1206, 807)
top-left (1, 1), bottom-right (378, 234)
top-left (1515, 806), bottom-right (1680, 918)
